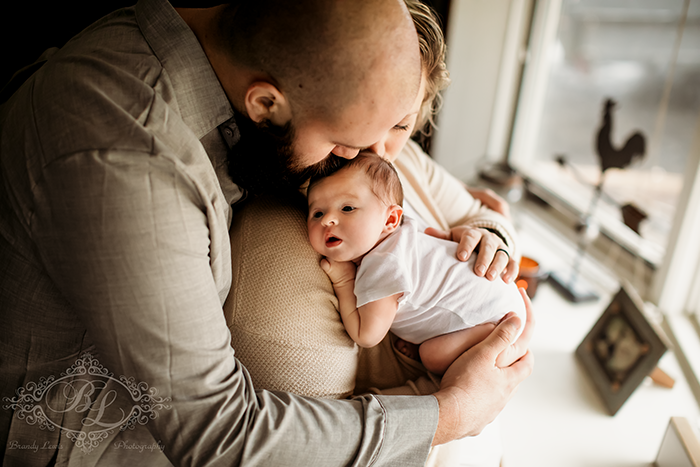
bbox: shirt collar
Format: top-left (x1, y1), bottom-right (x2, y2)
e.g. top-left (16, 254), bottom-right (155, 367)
top-left (135, 0), bottom-right (234, 139)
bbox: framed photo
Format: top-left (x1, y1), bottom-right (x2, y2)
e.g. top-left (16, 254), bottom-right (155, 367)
top-left (575, 283), bottom-right (669, 415)
top-left (656, 417), bottom-right (700, 467)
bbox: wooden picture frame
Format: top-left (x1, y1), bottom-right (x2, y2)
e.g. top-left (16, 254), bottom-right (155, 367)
top-left (575, 283), bottom-right (668, 415)
top-left (655, 417), bottom-right (700, 467)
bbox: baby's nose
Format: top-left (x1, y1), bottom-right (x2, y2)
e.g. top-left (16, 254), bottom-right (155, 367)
top-left (321, 214), bottom-right (337, 226)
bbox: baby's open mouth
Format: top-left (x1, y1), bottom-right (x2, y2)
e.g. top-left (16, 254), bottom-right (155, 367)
top-left (326, 236), bottom-right (342, 247)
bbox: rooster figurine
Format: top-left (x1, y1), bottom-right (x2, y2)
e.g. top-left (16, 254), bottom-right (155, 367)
top-left (596, 98), bottom-right (646, 174)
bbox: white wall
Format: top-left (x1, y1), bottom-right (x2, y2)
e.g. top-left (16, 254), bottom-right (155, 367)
top-left (432, 0), bottom-right (531, 181)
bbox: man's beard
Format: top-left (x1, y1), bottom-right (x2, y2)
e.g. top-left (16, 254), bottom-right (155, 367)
top-left (226, 110), bottom-right (341, 196)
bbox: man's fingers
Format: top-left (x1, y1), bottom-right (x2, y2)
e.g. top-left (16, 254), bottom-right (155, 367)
top-left (496, 288), bottom-right (535, 367)
top-left (480, 312), bottom-right (523, 357)
top-left (424, 227), bottom-right (450, 240)
top-left (502, 259), bottom-right (520, 283)
top-left (484, 249), bottom-right (510, 281)
top-left (504, 348), bottom-right (534, 381)
top-left (320, 258), bottom-right (331, 273)
top-left (472, 233), bottom-right (500, 277)
top-left (514, 287), bottom-right (535, 348)
top-left (457, 230), bottom-right (481, 263)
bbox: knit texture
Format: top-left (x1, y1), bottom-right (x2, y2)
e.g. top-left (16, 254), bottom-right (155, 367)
top-left (224, 193), bottom-right (359, 399)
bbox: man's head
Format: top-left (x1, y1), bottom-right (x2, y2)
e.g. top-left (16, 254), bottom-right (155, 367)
top-left (200, 0), bottom-right (421, 193)
top-left (307, 152), bottom-right (404, 263)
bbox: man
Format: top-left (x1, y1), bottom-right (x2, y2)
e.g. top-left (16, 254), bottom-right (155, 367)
top-left (0, 1), bottom-right (533, 465)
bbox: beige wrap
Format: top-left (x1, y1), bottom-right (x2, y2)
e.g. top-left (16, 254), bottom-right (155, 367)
top-left (224, 140), bottom-right (517, 464)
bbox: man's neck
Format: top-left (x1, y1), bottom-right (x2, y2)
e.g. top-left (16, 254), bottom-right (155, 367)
top-left (175, 5), bottom-right (249, 115)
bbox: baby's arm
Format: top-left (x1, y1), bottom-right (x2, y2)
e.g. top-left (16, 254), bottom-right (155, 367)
top-left (321, 258), bottom-right (401, 348)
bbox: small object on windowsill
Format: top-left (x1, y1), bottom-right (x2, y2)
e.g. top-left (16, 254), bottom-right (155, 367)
top-left (621, 203), bottom-right (647, 234)
top-left (576, 283), bottom-right (668, 416)
top-left (548, 270), bottom-right (599, 303)
top-left (478, 162), bottom-right (517, 185)
top-left (515, 256), bottom-right (548, 299)
top-left (655, 417), bottom-right (700, 467)
top-left (649, 366), bottom-right (675, 389)
top-left (478, 162), bottom-right (524, 203)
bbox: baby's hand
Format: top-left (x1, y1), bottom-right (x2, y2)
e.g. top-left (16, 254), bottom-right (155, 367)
top-left (320, 258), bottom-right (357, 287)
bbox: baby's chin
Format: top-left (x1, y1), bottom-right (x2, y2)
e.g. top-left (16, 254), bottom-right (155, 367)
top-left (324, 251), bottom-right (359, 264)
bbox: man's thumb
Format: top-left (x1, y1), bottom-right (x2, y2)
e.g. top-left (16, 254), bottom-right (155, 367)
top-left (484, 312), bottom-right (521, 351)
top-left (320, 258), bottom-right (331, 273)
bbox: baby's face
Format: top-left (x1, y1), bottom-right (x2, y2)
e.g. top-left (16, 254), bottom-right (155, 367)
top-left (307, 168), bottom-right (394, 263)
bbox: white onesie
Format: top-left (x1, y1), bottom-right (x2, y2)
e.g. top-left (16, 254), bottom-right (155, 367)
top-left (354, 216), bottom-right (526, 344)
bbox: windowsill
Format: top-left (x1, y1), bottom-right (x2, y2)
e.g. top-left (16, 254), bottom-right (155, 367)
top-left (663, 313), bottom-right (700, 408)
top-left (490, 191), bottom-right (700, 466)
top-left (522, 169), bottom-right (664, 269)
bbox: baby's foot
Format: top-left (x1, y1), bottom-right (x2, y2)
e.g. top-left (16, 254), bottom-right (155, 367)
top-left (395, 339), bottom-right (420, 361)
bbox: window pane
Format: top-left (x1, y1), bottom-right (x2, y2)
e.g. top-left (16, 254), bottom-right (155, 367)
top-left (526, 0), bottom-right (700, 265)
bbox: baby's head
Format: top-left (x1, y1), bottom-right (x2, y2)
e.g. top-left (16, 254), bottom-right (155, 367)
top-left (307, 152), bottom-right (404, 263)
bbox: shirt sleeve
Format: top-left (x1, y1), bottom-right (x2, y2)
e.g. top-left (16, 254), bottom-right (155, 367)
top-left (30, 150), bottom-right (438, 467)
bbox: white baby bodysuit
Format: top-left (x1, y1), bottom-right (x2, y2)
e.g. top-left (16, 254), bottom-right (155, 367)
top-left (354, 216), bottom-right (526, 344)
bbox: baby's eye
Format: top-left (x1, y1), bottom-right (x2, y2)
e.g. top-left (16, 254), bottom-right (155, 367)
top-left (312, 211), bottom-right (324, 219)
top-left (342, 206), bottom-right (355, 212)
top-left (393, 123), bottom-right (410, 132)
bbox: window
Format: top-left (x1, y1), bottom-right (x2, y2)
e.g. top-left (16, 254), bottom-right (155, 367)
top-left (509, 0), bottom-right (700, 269)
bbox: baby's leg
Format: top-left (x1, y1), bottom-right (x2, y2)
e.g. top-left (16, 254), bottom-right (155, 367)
top-left (419, 323), bottom-right (496, 375)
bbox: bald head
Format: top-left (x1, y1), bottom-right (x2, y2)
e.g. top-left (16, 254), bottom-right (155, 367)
top-left (218, 0), bottom-right (421, 122)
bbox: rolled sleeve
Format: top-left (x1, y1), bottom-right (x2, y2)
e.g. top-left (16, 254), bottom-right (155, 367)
top-left (370, 395), bottom-right (438, 466)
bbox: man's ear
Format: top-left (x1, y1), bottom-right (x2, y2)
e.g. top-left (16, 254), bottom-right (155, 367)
top-left (384, 205), bottom-right (404, 234)
top-left (244, 81), bottom-right (293, 126)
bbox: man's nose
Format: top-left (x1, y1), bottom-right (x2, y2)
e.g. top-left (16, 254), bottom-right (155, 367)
top-left (367, 139), bottom-right (386, 157)
top-left (332, 146), bottom-right (360, 159)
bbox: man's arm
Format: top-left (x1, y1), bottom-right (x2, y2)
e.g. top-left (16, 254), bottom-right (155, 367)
top-left (432, 290), bottom-right (535, 445)
top-left (32, 151), bottom-right (438, 466)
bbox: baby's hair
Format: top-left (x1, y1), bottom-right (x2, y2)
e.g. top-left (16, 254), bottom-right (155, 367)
top-left (406, 0), bottom-right (451, 137)
top-left (308, 152), bottom-right (404, 207)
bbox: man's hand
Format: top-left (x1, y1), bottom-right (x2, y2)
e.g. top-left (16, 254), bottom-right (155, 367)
top-left (424, 226), bottom-right (517, 282)
top-left (320, 258), bottom-right (357, 287)
top-left (496, 288), bottom-right (533, 368)
top-left (431, 289), bottom-right (535, 445)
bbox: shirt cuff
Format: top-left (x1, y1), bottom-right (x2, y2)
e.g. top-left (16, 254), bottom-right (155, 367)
top-left (371, 394), bottom-right (438, 466)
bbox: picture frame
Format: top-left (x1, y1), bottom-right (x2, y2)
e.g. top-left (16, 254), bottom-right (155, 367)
top-left (575, 283), bottom-right (669, 415)
top-left (655, 417), bottom-right (700, 467)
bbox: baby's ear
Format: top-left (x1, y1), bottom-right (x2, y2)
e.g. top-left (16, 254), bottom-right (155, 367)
top-left (384, 205), bottom-right (403, 233)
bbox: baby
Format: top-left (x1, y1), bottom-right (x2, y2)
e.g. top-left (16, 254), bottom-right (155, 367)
top-left (306, 152), bottom-right (526, 374)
